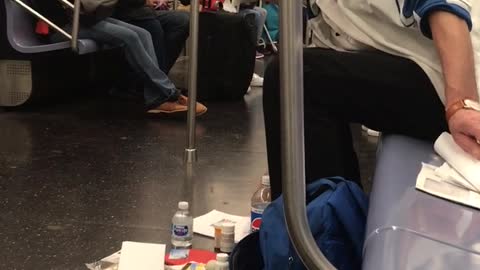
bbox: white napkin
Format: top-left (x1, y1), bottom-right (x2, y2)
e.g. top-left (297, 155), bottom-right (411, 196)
top-left (434, 132), bottom-right (480, 191)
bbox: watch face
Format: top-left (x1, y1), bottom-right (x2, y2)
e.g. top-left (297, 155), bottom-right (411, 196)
top-left (464, 99), bottom-right (480, 111)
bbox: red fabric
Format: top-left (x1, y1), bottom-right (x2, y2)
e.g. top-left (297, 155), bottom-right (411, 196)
top-left (35, 20), bottom-right (49, 35)
top-left (165, 249), bottom-right (217, 265)
top-left (201, 0), bottom-right (224, 11)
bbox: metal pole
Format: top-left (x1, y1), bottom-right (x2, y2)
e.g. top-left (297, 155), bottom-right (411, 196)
top-left (263, 25), bottom-right (278, 53)
top-left (12, 0), bottom-right (72, 39)
top-left (71, 0), bottom-right (81, 53)
top-left (279, 0), bottom-right (336, 269)
top-left (59, 0), bottom-right (74, 9)
top-left (184, 0), bottom-right (200, 163)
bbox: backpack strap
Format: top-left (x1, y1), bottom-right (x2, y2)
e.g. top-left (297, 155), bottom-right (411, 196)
top-left (306, 178), bottom-right (341, 204)
top-left (321, 177), bottom-right (368, 214)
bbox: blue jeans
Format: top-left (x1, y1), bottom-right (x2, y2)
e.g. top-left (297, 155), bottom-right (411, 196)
top-left (239, 7), bottom-right (267, 42)
top-left (77, 18), bottom-right (179, 109)
top-left (128, 11), bottom-right (190, 74)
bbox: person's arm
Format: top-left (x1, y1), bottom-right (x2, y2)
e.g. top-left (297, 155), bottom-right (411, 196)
top-left (430, 12), bottom-right (478, 105)
top-left (429, 11), bottom-right (480, 159)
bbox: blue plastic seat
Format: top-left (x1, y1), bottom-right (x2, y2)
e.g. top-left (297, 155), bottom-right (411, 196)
top-left (5, 0), bottom-right (100, 54)
top-left (363, 135), bottom-right (480, 270)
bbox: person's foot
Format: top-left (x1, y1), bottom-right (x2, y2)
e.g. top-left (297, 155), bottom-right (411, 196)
top-left (256, 51), bottom-right (265, 59)
top-left (177, 95), bottom-right (208, 116)
top-left (147, 100), bottom-right (188, 115)
top-left (147, 95), bottom-right (207, 116)
top-left (250, 73), bottom-right (264, 87)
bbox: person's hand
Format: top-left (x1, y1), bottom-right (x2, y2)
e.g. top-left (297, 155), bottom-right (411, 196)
top-left (146, 0), bottom-right (166, 8)
top-left (146, 0), bottom-right (160, 7)
top-left (449, 109), bottom-right (480, 159)
top-left (156, 0), bottom-right (168, 9)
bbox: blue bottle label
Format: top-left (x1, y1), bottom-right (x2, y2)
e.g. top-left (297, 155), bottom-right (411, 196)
top-left (173, 225), bottom-right (189, 237)
top-left (251, 207), bottom-right (264, 232)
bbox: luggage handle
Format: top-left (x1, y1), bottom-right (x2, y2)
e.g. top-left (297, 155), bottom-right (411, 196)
top-left (279, 0), bottom-right (337, 269)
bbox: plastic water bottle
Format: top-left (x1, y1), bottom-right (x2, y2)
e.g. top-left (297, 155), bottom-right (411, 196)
top-left (171, 201), bottom-right (193, 248)
top-left (250, 175), bottom-right (271, 232)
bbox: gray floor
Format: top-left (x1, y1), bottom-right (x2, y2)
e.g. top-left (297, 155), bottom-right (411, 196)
top-left (0, 83), bottom-right (378, 269)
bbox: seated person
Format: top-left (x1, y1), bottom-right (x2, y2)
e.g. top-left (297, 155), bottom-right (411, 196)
top-left (263, 0), bottom-right (480, 199)
top-left (114, 0), bottom-right (190, 74)
top-left (232, 1), bottom-right (267, 86)
top-left (236, 2), bottom-right (267, 59)
top-left (34, 1), bottom-right (206, 116)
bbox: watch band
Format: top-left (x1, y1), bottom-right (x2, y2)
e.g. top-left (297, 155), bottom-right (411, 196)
top-left (446, 100), bottom-right (468, 122)
top-left (446, 99), bottom-right (480, 122)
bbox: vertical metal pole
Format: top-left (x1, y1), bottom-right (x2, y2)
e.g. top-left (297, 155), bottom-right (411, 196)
top-left (71, 0), bottom-right (81, 53)
top-left (279, 0), bottom-right (336, 269)
top-left (185, 0), bottom-right (200, 163)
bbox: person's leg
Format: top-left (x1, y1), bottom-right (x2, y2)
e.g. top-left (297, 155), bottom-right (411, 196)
top-left (238, 8), bottom-right (266, 83)
top-left (85, 18), bottom-right (179, 109)
top-left (104, 18), bottom-right (160, 69)
top-left (154, 11), bottom-right (190, 73)
top-left (238, 8), bottom-right (264, 42)
top-left (263, 48), bottom-right (448, 200)
top-left (253, 7), bottom-right (267, 42)
top-left (128, 18), bottom-right (168, 72)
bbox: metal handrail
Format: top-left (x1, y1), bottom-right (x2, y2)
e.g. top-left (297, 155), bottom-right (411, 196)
top-left (71, 0), bottom-right (81, 52)
top-left (185, 0), bottom-right (200, 163)
top-left (11, 0), bottom-right (72, 39)
top-left (10, 0), bottom-right (81, 52)
top-left (279, 0), bottom-right (336, 269)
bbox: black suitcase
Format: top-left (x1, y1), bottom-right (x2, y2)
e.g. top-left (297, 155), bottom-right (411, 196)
top-left (196, 11), bottom-right (257, 101)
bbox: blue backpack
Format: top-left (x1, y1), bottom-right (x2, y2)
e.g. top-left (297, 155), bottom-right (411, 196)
top-left (259, 177), bottom-right (368, 270)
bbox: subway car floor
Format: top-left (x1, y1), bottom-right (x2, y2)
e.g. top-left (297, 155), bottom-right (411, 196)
top-left (0, 84), bottom-right (378, 269)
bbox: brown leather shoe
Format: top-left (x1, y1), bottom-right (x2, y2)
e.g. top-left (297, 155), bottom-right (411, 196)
top-left (177, 95), bottom-right (208, 116)
top-left (147, 100), bottom-right (188, 115)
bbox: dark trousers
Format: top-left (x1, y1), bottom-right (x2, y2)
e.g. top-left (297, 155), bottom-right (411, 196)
top-left (129, 11), bottom-right (190, 74)
top-left (263, 48), bottom-right (449, 200)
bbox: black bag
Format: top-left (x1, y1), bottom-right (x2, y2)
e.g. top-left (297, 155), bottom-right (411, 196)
top-left (196, 11), bottom-right (257, 101)
top-left (229, 232), bottom-right (263, 270)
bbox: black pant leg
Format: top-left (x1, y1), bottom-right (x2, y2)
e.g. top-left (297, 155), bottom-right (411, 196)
top-left (264, 48), bottom-right (448, 200)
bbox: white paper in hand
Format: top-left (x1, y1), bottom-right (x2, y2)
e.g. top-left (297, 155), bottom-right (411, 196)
top-left (118, 241), bottom-right (165, 270)
top-left (434, 132), bottom-right (480, 191)
top-left (416, 163), bottom-right (480, 210)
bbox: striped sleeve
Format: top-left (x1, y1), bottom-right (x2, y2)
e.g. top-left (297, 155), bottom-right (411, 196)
top-left (398, 0), bottom-right (472, 38)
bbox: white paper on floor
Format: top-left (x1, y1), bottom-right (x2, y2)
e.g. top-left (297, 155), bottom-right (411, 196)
top-left (193, 210), bottom-right (250, 243)
top-left (118, 241), bottom-right (166, 270)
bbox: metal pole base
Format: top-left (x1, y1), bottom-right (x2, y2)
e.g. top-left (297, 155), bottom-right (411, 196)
top-left (184, 148), bottom-right (198, 164)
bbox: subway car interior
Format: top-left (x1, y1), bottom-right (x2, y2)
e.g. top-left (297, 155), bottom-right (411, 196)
top-left (2, 0), bottom-right (480, 269)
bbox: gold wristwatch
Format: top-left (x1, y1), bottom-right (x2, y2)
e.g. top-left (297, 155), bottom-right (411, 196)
top-left (446, 99), bottom-right (480, 122)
